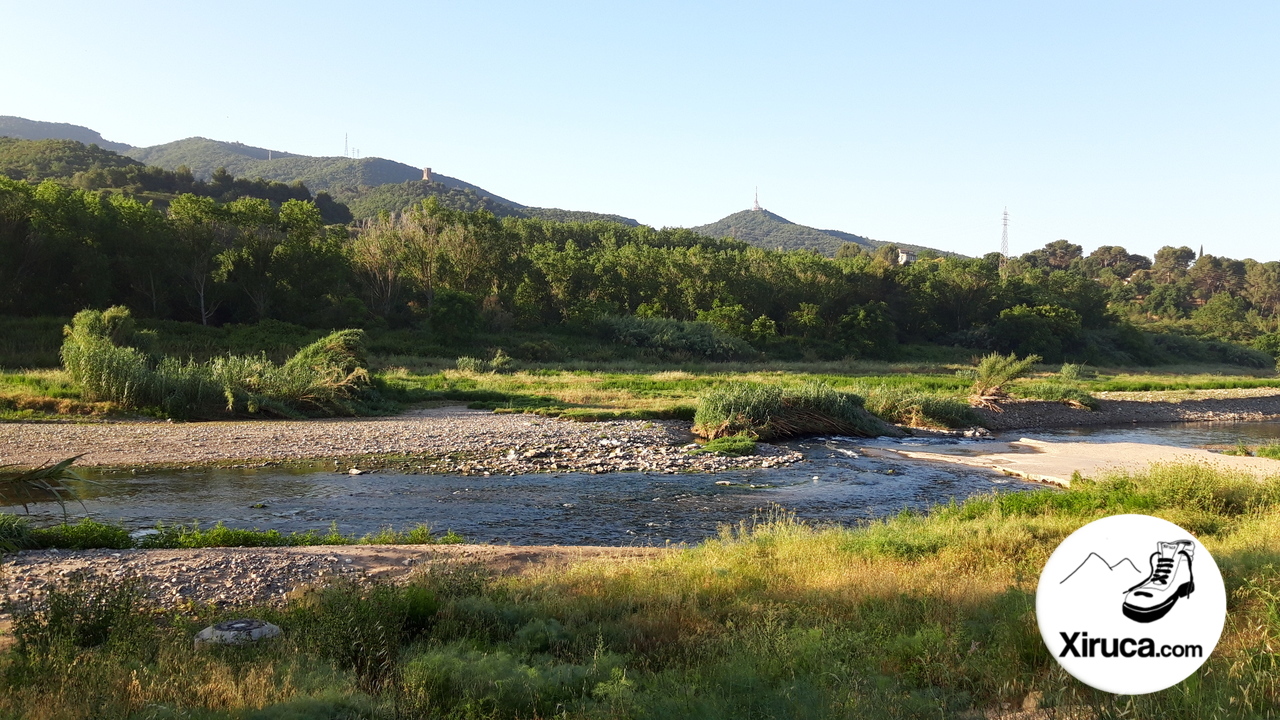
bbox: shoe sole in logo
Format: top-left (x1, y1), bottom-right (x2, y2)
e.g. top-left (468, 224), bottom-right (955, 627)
top-left (1122, 580), bottom-right (1194, 623)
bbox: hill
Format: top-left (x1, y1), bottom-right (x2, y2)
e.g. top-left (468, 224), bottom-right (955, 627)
top-left (125, 137), bottom-right (523, 206)
top-left (691, 208), bottom-right (876, 256)
top-left (0, 116), bottom-right (133, 153)
top-left (691, 208), bottom-right (955, 258)
top-left (0, 137), bottom-right (143, 181)
top-left (337, 179), bottom-right (640, 224)
top-left (0, 138), bottom-right (352, 223)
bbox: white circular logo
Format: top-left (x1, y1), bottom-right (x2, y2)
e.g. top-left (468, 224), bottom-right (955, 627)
top-left (1036, 514), bottom-right (1226, 695)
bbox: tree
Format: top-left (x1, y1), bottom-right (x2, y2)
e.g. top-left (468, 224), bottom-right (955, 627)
top-left (1023, 240), bottom-right (1083, 270)
top-left (351, 214), bottom-right (408, 317)
top-left (1243, 261), bottom-right (1280, 316)
top-left (1152, 246), bottom-right (1196, 283)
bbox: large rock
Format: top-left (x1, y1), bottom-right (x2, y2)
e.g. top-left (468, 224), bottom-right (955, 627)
top-left (195, 618), bottom-right (281, 647)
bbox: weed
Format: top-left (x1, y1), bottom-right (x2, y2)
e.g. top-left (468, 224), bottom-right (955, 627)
top-left (1257, 444), bottom-right (1280, 460)
top-left (0, 513), bottom-right (35, 551)
top-left (7, 570), bottom-right (151, 658)
top-left (690, 434), bottom-right (758, 456)
top-left (30, 518), bottom-right (132, 550)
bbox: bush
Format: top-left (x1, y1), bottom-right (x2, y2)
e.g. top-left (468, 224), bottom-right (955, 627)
top-left (594, 315), bottom-right (753, 361)
top-left (1013, 381), bottom-right (1098, 409)
top-left (307, 580), bottom-right (439, 693)
top-left (694, 381), bottom-right (902, 441)
top-left (969, 352), bottom-right (1041, 401)
top-left (31, 518), bottom-right (132, 550)
top-left (455, 349), bottom-right (513, 374)
top-left (7, 570), bottom-right (151, 658)
top-left (0, 513), bottom-right (35, 552)
top-left (61, 307), bottom-right (378, 418)
top-left (854, 384), bottom-right (982, 428)
top-left (991, 305), bottom-right (1081, 362)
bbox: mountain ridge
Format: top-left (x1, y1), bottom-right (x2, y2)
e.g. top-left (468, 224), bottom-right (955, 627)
top-left (0, 116), bottom-right (133, 153)
top-left (1, 116), bottom-right (947, 253)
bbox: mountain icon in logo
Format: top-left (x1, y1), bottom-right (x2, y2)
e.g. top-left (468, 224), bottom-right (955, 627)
top-left (1059, 552), bottom-right (1144, 586)
top-left (1121, 539), bottom-right (1195, 623)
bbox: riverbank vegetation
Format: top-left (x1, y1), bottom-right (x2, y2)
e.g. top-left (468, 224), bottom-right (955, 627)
top-left (0, 516), bottom-right (464, 551)
top-left (1, 463), bottom-right (1275, 718)
top-left (60, 307), bottom-right (385, 419)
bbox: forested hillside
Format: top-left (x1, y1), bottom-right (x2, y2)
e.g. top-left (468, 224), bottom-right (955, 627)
top-left (337, 179), bottom-right (640, 224)
top-left (0, 138), bottom-right (353, 223)
top-left (3, 170), bottom-right (1277, 368)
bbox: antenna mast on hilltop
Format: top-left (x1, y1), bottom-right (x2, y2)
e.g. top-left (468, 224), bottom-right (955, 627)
top-left (753, 187), bottom-right (761, 212)
top-left (999, 208), bottom-right (1010, 279)
top-left (344, 133), bottom-right (348, 158)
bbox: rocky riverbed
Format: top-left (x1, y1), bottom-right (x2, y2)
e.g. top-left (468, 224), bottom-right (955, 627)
top-left (0, 406), bottom-right (802, 474)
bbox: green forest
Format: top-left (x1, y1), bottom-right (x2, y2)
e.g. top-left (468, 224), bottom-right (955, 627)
top-left (3, 138), bottom-right (1280, 371)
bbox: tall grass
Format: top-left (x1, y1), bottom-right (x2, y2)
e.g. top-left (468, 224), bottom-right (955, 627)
top-left (693, 381), bottom-right (902, 440)
top-left (61, 307), bottom-right (379, 418)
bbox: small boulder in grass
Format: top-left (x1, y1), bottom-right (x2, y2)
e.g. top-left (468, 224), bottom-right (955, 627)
top-left (195, 618), bottom-right (281, 648)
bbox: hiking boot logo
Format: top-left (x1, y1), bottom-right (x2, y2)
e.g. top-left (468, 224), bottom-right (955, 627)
top-left (1036, 515), bottom-right (1227, 695)
top-left (1121, 539), bottom-right (1195, 623)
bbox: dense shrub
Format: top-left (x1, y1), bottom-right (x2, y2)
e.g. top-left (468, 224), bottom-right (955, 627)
top-left (61, 307), bottom-right (379, 418)
top-left (694, 381), bottom-right (902, 440)
top-left (594, 316), bottom-right (753, 361)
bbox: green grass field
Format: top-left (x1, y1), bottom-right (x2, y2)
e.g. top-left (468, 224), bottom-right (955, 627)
top-left (2, 463), bottom-right (1276, 719)
top-left (6, 357), bottom-right (1280, 426)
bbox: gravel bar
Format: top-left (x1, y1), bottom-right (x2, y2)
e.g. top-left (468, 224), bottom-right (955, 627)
top-left (974, 389), bottom-right (1280, 430)
top-left (0, 544), bottom-right (665, 620)
top-left (0, 406), bottom-right (802, 474)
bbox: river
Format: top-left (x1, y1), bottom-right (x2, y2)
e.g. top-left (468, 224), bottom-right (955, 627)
top-left (6, 421), bottom-right (1277, 546)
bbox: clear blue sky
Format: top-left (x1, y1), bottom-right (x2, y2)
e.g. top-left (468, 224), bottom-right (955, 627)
top-left (4, 1), bottom-right (1277, 260)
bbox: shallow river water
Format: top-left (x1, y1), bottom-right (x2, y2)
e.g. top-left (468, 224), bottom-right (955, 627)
top-left (8, 421), bottom-right (1278, 546)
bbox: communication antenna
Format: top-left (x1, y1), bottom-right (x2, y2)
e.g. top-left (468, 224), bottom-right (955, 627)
top-left (999, 208), bottom-right (1010, 278)
top-left (753, 187), bottom-right (760, 212)
top-left (344, 133), bottom-right (348, 158)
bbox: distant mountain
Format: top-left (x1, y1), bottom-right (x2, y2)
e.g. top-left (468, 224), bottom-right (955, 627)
top-left (125, 137), bottom-right (521, 204)
top-left (692, 207), bottom-right (955, 258)
top-left (337, 179), bottom-right (640, 224)
top-left (692, 208), bottom-right (875, 256)
top-left (0, 116), bottom-right (133, 153)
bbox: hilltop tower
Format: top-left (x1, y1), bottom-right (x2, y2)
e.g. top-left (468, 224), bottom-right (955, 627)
top-left (422, 167), bottom-right (433, 182)
top-left (752, 187), bottom-right (761, 212)
top-left (999, 208), bottom-right (1010, 279)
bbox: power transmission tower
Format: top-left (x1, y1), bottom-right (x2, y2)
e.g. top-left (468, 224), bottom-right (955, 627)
top-left (999, 208), bottom-right (1010, 279)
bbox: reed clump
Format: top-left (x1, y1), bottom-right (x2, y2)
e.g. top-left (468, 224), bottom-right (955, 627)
top-left (693, 381), bottom-right (903, 440)
top-left (61, 307), bottom-right (379, 418)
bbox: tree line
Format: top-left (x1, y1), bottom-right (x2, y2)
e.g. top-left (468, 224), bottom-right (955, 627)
top-left (2, 176), bottom-right (1277, 366)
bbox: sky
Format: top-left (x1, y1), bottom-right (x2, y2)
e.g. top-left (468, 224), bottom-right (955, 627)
top-left (3, 1), bottom-right (1277, 260)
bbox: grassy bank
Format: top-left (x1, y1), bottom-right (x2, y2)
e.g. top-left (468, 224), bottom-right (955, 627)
top-left (5, 343), bottom-right (1280, 425)
top-left (2, 463), bottom-right (1276, 719)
